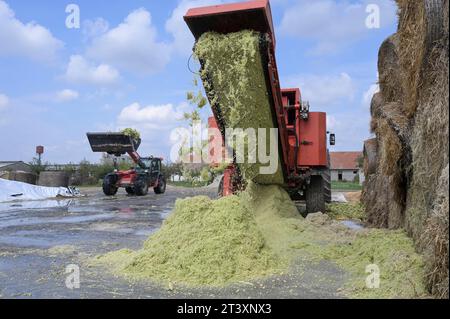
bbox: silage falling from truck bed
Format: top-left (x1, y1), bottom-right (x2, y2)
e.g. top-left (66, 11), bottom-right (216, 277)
top-left (194, 30), bottom-right (285, 185)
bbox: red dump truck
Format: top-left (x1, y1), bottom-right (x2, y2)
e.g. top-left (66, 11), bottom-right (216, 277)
top-left (184, 0), bottom-right (335, 213)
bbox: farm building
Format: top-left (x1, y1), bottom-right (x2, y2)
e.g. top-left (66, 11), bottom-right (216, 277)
top-left (0, 161), bottom-right (36, 184)
top-left (330, 152), bottom-right (363, 183)
top-left (0, 161), bottom-right (32, 173)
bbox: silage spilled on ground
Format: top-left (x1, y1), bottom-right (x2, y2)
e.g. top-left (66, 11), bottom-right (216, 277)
top-left (92, 29), bottom-right (428, 298)
top-left (93, 184), bottom-right (292, 286)
top-left (93, 183), bottom-right (427, 298)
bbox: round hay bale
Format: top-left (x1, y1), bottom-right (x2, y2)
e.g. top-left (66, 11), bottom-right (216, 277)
top-left (378, 34), bottom-right (403, 103)
top-left (363, 138), bottom-right (378, 177)
top-left (379, 102), bottom-right (410, 146)
top-left (376, 119), bottom-right (403, 177)
top-left (397, 0), bottom-right (426, 117)
top-left (424, 0), bottom-right (445, 49)
top-left (370, 92), bottom-right (384, 118)
top-left (422, 164), bottom-right (449, 298)
top-left (444, 0), bottom-right (449, 51)
top-left (396, 0), bottom-right (445, 116)
top-left (38, 171), bottom-right (70, 187)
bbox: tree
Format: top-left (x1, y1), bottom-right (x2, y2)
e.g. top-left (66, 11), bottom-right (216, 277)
top-left (28, 157), bottom-right (48, 175)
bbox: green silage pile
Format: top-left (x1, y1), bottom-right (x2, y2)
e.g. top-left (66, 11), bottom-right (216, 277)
top-left (195, 30), bottom-right (284, 185)
top-left (94, 190), bottom-right (287, 286)
top-left (93, 183), bottom-right (426, 297)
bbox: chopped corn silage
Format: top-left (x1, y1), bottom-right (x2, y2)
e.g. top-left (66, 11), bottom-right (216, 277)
top-left (93, 183), bottom-right (426, 298)
top-left (94, 191), bottom-right (287, 286)
top-left (92, 28), bottom-right (427, 298)
top-left (195, 30), bottom-right (285, 185)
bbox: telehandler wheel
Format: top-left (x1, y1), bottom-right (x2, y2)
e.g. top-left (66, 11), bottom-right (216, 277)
top-left (305, 175), bottom-right (326, 214)
top-left (125, 187), bottom-right (135, 195)
top-left (154, 176), bottom-right (166, 194)
top-left (134, 178), bottom-right (149, 196)
top-left (103, 175), bottom-right (118, 196)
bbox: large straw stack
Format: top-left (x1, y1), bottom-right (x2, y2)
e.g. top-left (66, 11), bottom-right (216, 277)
top-left (363, 0), bottom-right (449, 298)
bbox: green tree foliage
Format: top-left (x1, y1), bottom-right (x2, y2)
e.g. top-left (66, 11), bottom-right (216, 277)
top-left (28, 157), bottom-right (48, 175)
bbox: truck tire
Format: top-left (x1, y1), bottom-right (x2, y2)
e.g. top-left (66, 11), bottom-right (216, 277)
top-left (323, 170), bottom-right (332, 204)
top-left (125, 187), bottom-right (135, 195)
top-left (218, 176), bottom-right (224, 197)
top-left (134, 177), bottom-right (149, 196)
top-left (305, 175), bottom-right (326, 214)
top-left (324, 151), bottom-right (332, 204)
top-left (103, 174), bottom-right (118, 196)
top-left (154, 176), bottom-right (166, 194)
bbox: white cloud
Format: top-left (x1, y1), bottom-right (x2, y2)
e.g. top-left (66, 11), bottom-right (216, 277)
top-left (362, 83), bottom-right (380, 107)
top-left (0, 0), bottom-right (63, 62)
top-left (55, 89), bottom-right (79, 103)
top-left (326, 112), bottom-right (371, 151)
top-left (285, 72), bottom-right (355, 108)
top-left (166, 0), bottom-right (221, 55)
top-left (117, 103), bottom-right (185, 131)
top-left (86, 8), bottom-right (171, 75)
top-left (327, 115), bottom-right (338, 131)
top-left (64, 55), bottom-right (120, 86)
top-left (279, 0), bottom-right (397, 55)
top-left (82, 18), bottom-right (109, 40)
top-left (0, 93), bottom-right (9, 110)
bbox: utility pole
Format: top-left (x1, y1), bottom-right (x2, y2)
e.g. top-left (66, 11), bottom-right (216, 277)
top-left (36, 146), bottom-right (44, 166)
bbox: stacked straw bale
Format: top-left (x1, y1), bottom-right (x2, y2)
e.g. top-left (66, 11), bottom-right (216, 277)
top-left (363, 0), bottom-right (449, 298)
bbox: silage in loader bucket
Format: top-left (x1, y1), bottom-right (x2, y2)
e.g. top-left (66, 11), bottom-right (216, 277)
top-left (86, 132), bottom-right (141, 156)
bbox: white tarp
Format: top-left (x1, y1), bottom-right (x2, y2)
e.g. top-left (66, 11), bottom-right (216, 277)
top-left (331, 192), bottom-right (348, 203)
top-left (0, 178), bottom-right (76, 203)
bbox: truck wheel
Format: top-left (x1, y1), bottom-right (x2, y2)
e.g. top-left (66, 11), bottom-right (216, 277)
top-left (125, 187), bottom-right (135, 195)
top-left (305, 176), bottom-right (326, 214)
top-left (323, 170), bottom-right (332, 204)
top-left (103, 175), bottom-right (118, 196)
top-left (134, 178), bottom-right (149, 196)
top-left (218, 176), bottom-right (224, 197)
top-left (323, 152), bottom-right (332, 204)
top-left (154, 176), bottom-right (166, 194)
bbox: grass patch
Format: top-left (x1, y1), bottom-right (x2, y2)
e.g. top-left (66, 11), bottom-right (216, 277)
top-left (331, 181), bottom-right (362, 191)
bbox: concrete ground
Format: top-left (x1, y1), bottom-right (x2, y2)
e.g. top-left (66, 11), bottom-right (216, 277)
top-left (0, 186), bottom-right (349, 299)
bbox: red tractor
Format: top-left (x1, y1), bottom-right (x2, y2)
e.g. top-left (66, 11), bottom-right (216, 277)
top-left (87, 133), bottom-right (166, 196)
top-left (184, 0), bottom-right (335, 213)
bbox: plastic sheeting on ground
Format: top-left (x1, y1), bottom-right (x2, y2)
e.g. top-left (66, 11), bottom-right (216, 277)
top-left (0, 178), bottom-right (77, 203)
top-left (331, 192), bottom-right (348, 203)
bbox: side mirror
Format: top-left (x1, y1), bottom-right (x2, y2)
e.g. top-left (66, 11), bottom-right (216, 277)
top-left (330, 134), bottom-right (336, 146)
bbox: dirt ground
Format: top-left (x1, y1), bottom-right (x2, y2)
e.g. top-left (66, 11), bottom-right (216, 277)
top-left (0, 186), bottom-right (355, 299)
top-left (344, 191), bottom-right (361, 203)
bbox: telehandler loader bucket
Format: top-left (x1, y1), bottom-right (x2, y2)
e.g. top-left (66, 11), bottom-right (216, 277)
top-left (86, 133), bottom-right (141, 156)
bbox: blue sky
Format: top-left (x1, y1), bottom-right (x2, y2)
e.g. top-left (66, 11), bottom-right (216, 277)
top-left (0, 0), bottom-right (398, 164)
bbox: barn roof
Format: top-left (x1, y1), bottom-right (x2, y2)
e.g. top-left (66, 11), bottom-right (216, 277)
top-left (330, 152), bottom-right (362, 170)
